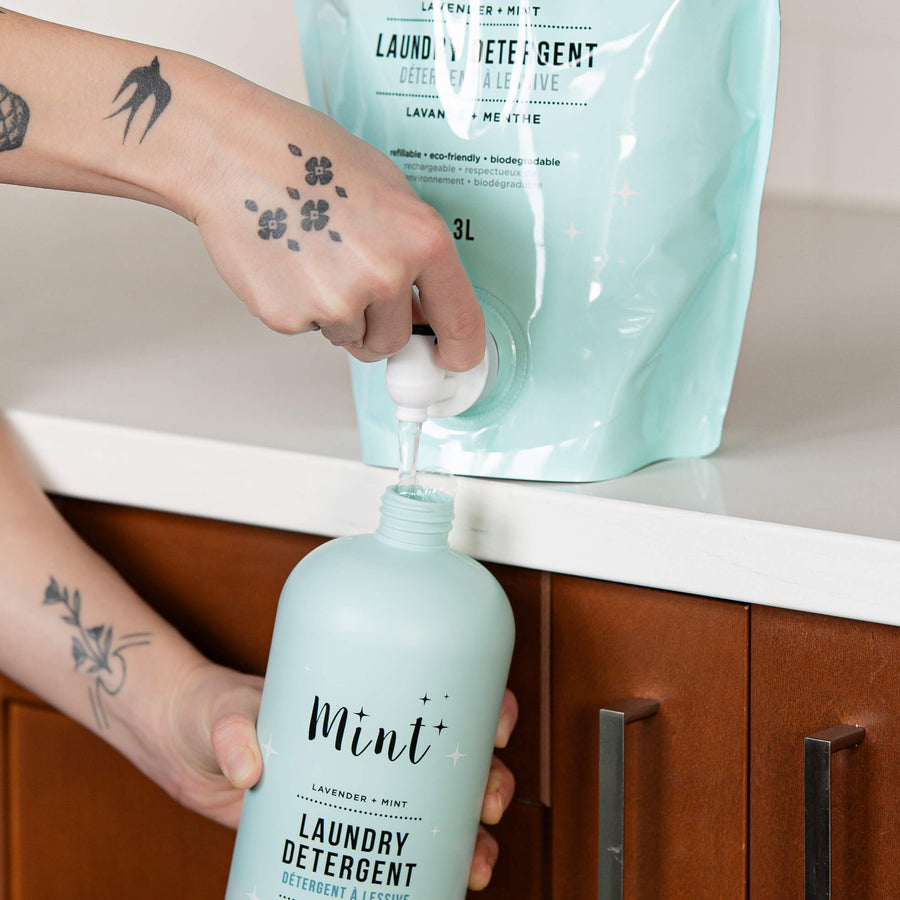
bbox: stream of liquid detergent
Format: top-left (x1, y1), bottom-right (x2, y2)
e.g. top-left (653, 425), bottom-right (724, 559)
top-left (397, 419), bottom-right (422, 498)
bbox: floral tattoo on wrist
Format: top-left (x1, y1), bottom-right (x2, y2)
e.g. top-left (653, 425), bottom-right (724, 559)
top-left (43, 577), bottom-right (152, 731)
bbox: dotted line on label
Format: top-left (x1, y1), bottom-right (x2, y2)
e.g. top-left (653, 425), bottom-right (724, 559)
top-left (384, 18), bottom-right (593, 30)
top-left (481, 23), bottom-right (594, 30)
top-left (474, 98), bottom-right (589, 106)
top-left (374, 91), bottom-right (587, 106)
top-left (298, 795), bottom-right (423, 822)
top-left (377, 92), bottom-right (439, 99)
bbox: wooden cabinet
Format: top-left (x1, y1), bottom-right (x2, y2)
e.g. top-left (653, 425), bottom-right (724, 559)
top-left (551, 576), bottom-right (749, 898)
top-left (750, 605), bottom-right (900, 897)
top-left (2, 497), bottom-right (898, 899)
top-left (550, 585), bottom-right (900, 899)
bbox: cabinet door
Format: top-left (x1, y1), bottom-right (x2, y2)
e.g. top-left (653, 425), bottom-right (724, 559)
top-left (750, 605), bottom-right (900, 898)
top-left (5, 702), bottom-right (234, 900)
top-left (552, 576), bottom-right (748, 899)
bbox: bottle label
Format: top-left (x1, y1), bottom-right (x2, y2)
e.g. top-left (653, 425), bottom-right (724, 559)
top-left (225, 634), bottom-right (503, 900)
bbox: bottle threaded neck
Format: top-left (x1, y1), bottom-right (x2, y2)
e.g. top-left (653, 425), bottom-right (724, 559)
top-left (376, 485), bottom-right (454, 548)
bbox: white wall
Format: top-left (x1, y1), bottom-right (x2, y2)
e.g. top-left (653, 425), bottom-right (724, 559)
top-left (12, 1), bottom-right (896, 211)
top-left (766, 0), bottom-right (900, 209)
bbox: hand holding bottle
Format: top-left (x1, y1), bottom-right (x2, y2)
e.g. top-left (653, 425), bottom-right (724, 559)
top-left (170, 666), bottom-right (518, 891)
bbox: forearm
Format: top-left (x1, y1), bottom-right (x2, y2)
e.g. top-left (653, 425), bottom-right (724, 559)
top-left (0, 7), bottom-right (246, 217)
top-left (1, 7), bottom-right (486, 368)
top-left (0, 424), bottom-right (210, 797)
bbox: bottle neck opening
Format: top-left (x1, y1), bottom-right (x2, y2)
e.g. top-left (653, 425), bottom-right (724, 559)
top-left (376, 485), bottom-right (454, 548)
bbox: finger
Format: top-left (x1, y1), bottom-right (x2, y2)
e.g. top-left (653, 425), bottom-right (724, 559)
top-left (359, 293), bottom-right (414, 358)
top-left (480, 755), bottom-right (515, 826)
top-left (415, 243), bottom-right (485, 372)
top-left (210, 712), bottom-right (263, 790)
top-left (319, 313), bottom-right (367, 349)
top-left (468, 826), bottom-right (499, 891)
top-left (494, 688), bottom-right (519, 749)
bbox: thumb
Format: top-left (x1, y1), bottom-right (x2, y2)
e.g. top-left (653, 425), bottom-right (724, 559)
top-left (209, 682), bottom-right (264, 790)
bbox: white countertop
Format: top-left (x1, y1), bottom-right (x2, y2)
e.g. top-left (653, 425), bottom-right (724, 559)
top-left (3, 186), bottom-right (900, 626)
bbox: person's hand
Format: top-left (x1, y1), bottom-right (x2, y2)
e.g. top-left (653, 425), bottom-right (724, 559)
top-left (158, 660), bottom-right (265, 828)
top-left (469, 688), bottom-right (519, 891)
top-left (163, 662), bottom-right (517, 889)
top-left (176, 74), bottom-right (485, 372)
top-left (0, 17), bottom-right (482, 367)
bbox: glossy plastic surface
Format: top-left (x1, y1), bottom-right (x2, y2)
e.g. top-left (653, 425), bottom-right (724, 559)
top-left (296, 1), bottom-right (781, 481)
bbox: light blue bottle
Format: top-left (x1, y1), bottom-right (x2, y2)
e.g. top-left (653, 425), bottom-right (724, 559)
top-left (225, 485), bottom-right (515, 900)
top-left (295, 0), bottom-right (781, 482)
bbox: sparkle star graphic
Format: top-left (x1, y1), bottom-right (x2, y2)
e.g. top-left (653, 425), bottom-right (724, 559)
top-left (613, 181), bottom-right (638, 206)
top-left (563, 222), bottom-right (581, 242)
top-left (419, 693), bottom-right (431, 705)
top-left (355, 708), bottom-right (369, 722)
top-left (432, 826), bottom-right (440, 837)
top-left (261, 734), bottom-right (278, 764)
top-left (245, 887), bottom-right (260, 900)
top-left (434, 719), bottom-right (448, 735)
top-left (447, 743), bottom-right (467, 768)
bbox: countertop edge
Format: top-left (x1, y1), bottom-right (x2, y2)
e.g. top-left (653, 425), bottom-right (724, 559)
top-left (9, 408), bottom-right (899, 629)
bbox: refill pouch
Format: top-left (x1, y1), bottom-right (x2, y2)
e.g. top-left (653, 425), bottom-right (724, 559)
top-left (295, 1), bottom-right (780, 482)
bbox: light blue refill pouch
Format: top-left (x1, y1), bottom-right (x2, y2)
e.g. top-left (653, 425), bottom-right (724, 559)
top-left (295, 1), bottom-right (780, 482)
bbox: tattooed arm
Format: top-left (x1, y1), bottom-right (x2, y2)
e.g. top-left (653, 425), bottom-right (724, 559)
top-left (0, 8), bottom-right (484, 369)
top-left (0, 422), bottom-right (268, 827)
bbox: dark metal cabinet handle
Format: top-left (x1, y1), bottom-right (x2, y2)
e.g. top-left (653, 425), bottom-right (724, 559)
top-left (598, 698), bottom-right (660, 900)
top-left (804, 724), bottom-right (865, 900)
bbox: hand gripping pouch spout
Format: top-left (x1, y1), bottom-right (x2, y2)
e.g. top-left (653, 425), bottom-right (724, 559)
top-left (295, 1), bottom-right (781, 482)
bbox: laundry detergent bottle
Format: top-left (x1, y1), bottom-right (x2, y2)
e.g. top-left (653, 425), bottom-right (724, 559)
top-left (225, 484), bottom-right (515, 900)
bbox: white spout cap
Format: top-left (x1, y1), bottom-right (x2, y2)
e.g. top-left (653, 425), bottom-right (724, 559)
top-left (385, 325), bottom-right (497, 423)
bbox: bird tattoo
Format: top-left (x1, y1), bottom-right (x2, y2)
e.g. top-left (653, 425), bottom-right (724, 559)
top-left (107, 56), bottom-right (172, 143)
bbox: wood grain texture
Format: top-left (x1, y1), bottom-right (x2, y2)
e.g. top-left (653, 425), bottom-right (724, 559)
top-left (551, 576), bottom-right (749, 899)
top-left (7, 703), bottom-right (234, 900)
top-left (750, 605), bottom-right (900, 898)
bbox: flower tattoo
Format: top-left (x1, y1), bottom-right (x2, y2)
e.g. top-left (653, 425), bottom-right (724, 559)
top-left (302, 199), bottom-right (330, 231)
top-left (258, 207), bottom-right (287, 240)
top-left (244, 144), bottom-right (348, 249)
top-left (43, 577), bottom-right (151, 731)
top-left (305, 156), bottom-right (334, 186)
